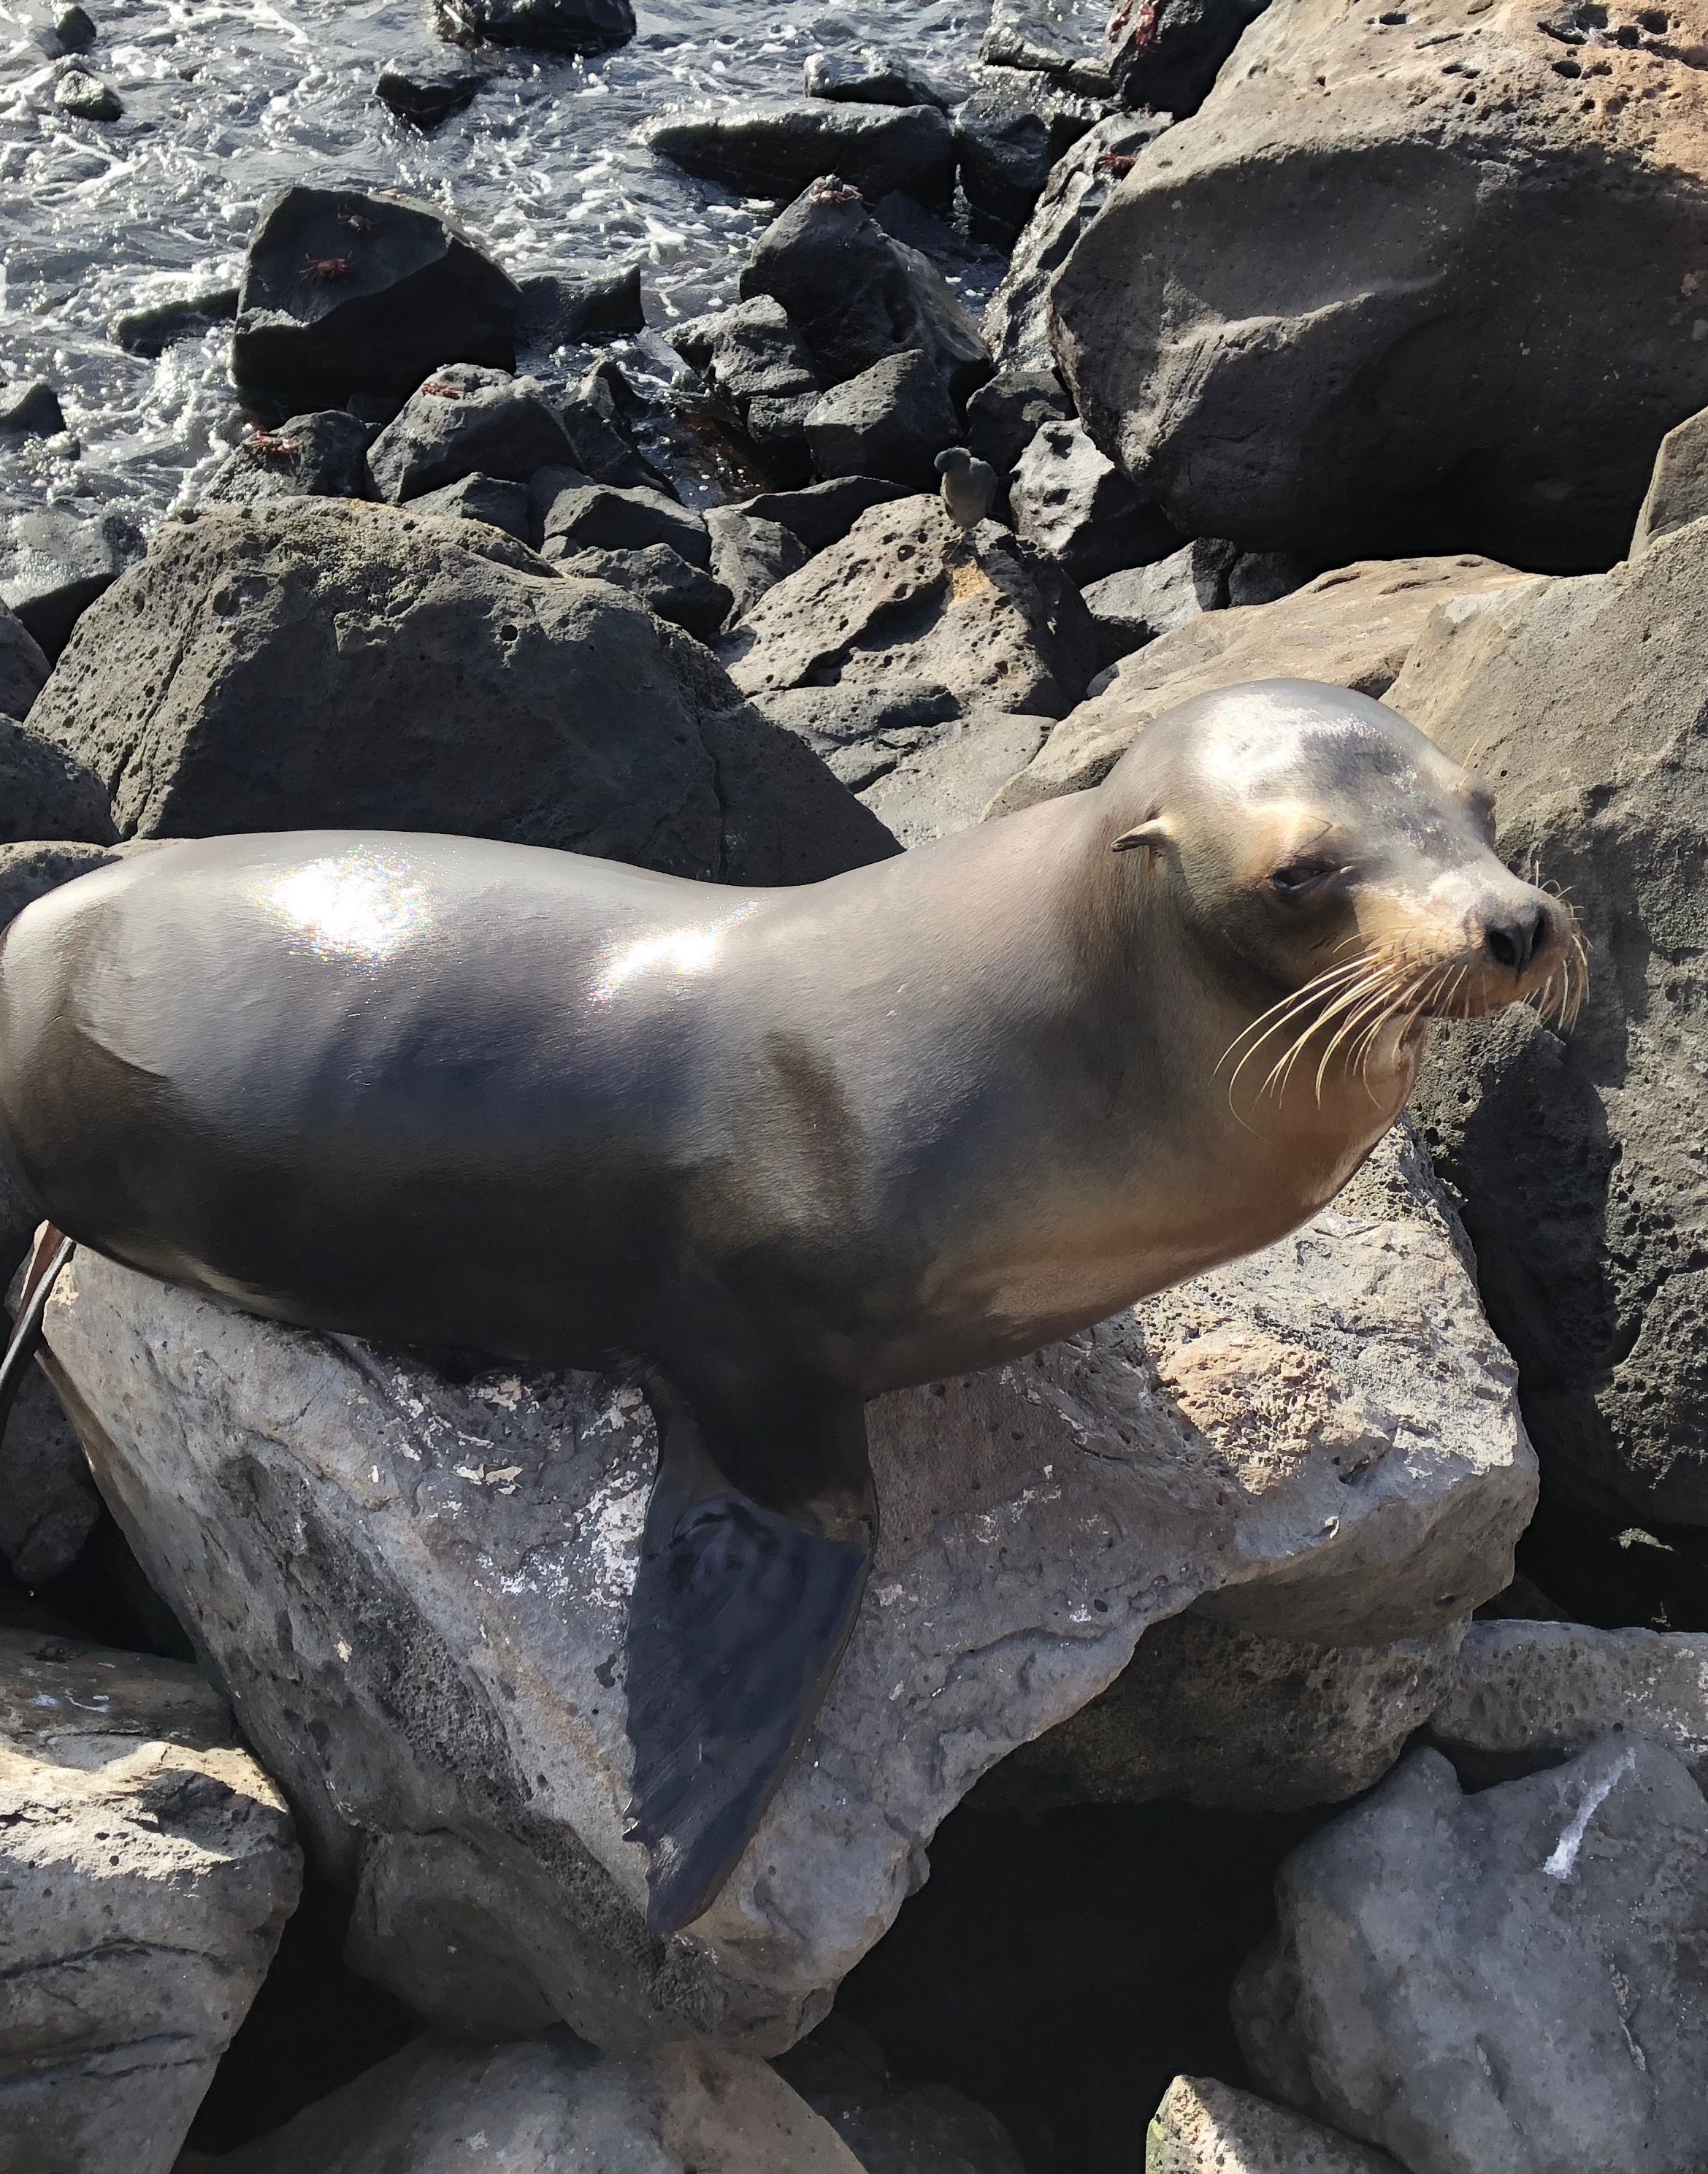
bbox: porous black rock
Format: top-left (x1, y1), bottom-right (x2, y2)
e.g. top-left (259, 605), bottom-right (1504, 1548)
top-left (231, 186), bottom-right (522, 411)
top-left (542, 541), bottom-right (733, 643)
top-left (740, 178), bottom-right (989, 402)
top-left (641, 101), bottom-right (957, 207)
top-left (803, 48), bottom-right (957, 109)
top-left (728, 475), bottom-right (908, 556)
top-left (1011, 416), bottom-right (1178, 581)
top-left (0, 714), bottom-right (115, 843)
top-left (517, 264), bottom-right (644, 348)
top-left (805, 350), bottom-right (960, 488)
top-left (561, 359), bottom-right (675, 493)
top-left (200, 410), bottom-right (375, 506)
top-left (367, 364), bottom-right (575, 502)
top-left (407, 472), bottom-right (531, 538)
top-left (434, 0), bottom-right (634, 55)
top-left (375, 50), bottom-right (490, 127)
top-left (0, 505), bottom-right (145, 659)
top-left (0, 380), bottom-right (66, 438)
top-left (964, 367), bottom-right (1073, 477)
top-left (110, 286), bottom-right (240, 359)
top-left (538, 479), bottom-right (711, 567)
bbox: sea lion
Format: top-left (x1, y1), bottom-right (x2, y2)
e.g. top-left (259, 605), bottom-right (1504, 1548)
top-left (0, 678), bottom-right (1580, 1932)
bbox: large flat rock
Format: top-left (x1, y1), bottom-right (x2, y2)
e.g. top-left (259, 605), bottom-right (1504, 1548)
top-left (0, 1631), bottom-right (300, 2174)
top-left (40, 1127), bottom-right (1533, 2055)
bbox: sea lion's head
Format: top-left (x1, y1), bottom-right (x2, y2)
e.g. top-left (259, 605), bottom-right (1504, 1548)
top-left (1097, 678), bottom-right (1584, 1114)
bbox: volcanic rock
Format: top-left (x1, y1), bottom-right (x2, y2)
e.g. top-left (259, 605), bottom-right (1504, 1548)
top-left (1233, 1737), bottom-right (1708, 2173)
top-left (231, 185), bottom-right (522, 410)
top-left (199, 409), bottom-right (375, 506)
top-left (0, 713), bottom-right (114, 843)
top-left (706, 504), bottom-right (808, 622)
top-left (0, 503), bottom-right (145, 659)
top-left (407, 470), bottom-right (532, 537)
top-left (1106, 0), bottom-right (1272, 118)
top-left (0, 380), bottom-right (66, 437)
top-left (963, 365), bottom-right (1072, 478)
top-left (954, 67), bottom-right (1108, 238)
top-left (0, 1629), bottom-right (299, 2174)
top-left (667, 294), bottom-right (821, 464)
top-left (38, 1123), bottom-right (1532, 2048)
top-left (367, 363), bottom-right (576, 501)
top-left (374, 50), bottom-right (490, 127)
top-left (1079, 539), bottom-right (1236, 667)
top-left (542, 542), bottom-right (733, 643)
top-left (805, 351), bottom-right (960, 488)
top-left (1052, 0), bottom-right (1708, 571)
top-left (992, 553), bottom-right (1537, 814)
top-left (982, 112), bottom-right (1172, 375)
top-left (739, 180), bottom-right (990, 402)
top-left (53, 66), bottom-right (120, 120)
top-left (21, 499), bottom-right (895, 882)
top-left (1010, 416), bottom-right (1177, 583)
top-left (1147, 2078), bottom-right (1403, 2174)
top-left (434, 0), bottom-right (634, 56)
top-left (1393, 518), bottom-right (1708, 1525)
top-left (178, 2032), bottom-right (861, 2173)
top-left (803, 49), bottom-right (957, 109)
top-left (778, 2018), bottom-right (1027, 2174)
top-left (0, 1367), bottom-right (101, 1584)
top-left (538, 478), bottom-right (711, 566)
top-left (729, 475), bottom-right (908, 555)
top-left (980, 0), bottom-right (1104, 80)
top-left (641, 102), bottom-right (957, 207)
top-left (110, 286), bottom-right (239, 359)
top-left (0, 599), bottom-right (49, 721)
top-left (1630, 399), bottom-right (1708, 554)
top-left (517, 262), bottom-right (645, 348)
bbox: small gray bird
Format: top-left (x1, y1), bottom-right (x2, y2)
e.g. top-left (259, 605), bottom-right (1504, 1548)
top-left (935, 445), bottom-right (999, 530)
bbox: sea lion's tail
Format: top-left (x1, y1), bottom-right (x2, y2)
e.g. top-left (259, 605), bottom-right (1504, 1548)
top-left (622, 1377), bottom-right (874, 1936)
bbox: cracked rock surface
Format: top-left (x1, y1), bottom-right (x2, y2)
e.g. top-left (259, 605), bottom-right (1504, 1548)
top-left (40, 1125), bottom-right (1533, 2054)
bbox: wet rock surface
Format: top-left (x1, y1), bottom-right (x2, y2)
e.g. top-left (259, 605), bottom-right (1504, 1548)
top-left (433, 0), bottom-right (635, 56)
top-left (0, 598), bottom-right (50, 721)
top-left (0, 503), bottom-right (145, 659)
top-left (199, 410), bottom-right (375, 507)
top-left (641, 102), bottom-right (958, 206)
top-left (22, 499), bottom-right (893, 882)
top-left (373, 47), bottom-right (490, 127)
top-left (1233, 1736), bottom-right (1708, 2174)
top-left (0, 1629), bottom-right (300, 2174)
top-left (37, 1125), bottom-right (1531, 2054)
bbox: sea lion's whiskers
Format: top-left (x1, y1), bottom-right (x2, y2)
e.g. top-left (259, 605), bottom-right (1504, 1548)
top-left (1263, 954), bottom-right (1412, 1105)
top-left (1246, 957), bottom-right (1400, 1105)
top-left (1217, 957), bottom-right (1382, 1109)
top-left (1322, 959), bottom-right (1439, 1103)
top-left (1306, 958), bottom-right (1420, 1103)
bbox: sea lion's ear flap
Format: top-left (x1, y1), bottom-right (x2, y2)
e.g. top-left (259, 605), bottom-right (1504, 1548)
top-left (1112, 816), bottom-right (1171, 859)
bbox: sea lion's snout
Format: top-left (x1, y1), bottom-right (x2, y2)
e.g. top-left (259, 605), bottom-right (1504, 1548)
top-left (1482, 896), bottom-right (1549, 976)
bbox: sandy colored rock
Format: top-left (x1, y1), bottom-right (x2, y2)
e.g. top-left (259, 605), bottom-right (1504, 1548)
top-left (1146, 2076), bottom-right (1403, 2174)
top-left (40, 1125), bottom-right (1532, 2054)
top-left (0, 1630), bottom-right (300, 2174)
top-left (989, 554), bottom-right (1535, 815)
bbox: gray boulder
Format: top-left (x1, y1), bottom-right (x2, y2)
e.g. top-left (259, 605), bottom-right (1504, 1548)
top-left (231, 185), bottom-right (521, 411)
top-left (21, 500), bottom-right (895, 883)
top-left (1630, 400), bottom-right (1708, 555)
top-left (730, 475), bottom-right (908, 556)
top-left (374, 47), bottom-right (489, 127)
top-left (979, 1612), bottom-right (1466, 1818)
top-left (706, 504), bottom-right (808, 623)
top-left (667, 294), bottom-right (819, 467)
top-left (434, 0), bottom-right (633, 53)
top-left (0, 1366), bottom-right (101, 1583)
top-left (543, 543), bottom-right (734, 644)
top-left (640, 102), bottom-right (957, 207)
top-left (1233, 1736), bottom-right (1708, 2174)
top-left (0, 600), bottom-right (50, 724)
top-left (1429, 1620), bottom-right (1708, 1790)
top-left (805, 350), bottom-right (960, 488)
top-left (199, 409), bottom-right (375, 507)
top-left (803, 49), bottom-right (957, 110)
top-left (180, 2032), bottom-right (859, 2173)
top-left (980, 0), bottom-right (1103, 82)
top-left (992, 552), bottom-right (1533, 815)
top-left (982, 112), bottom-right (1172, 374)
top-left (739, 181), bottom-right (990, 404)
top-left (778, 2017), bottom-right (1026, 2174)
top-left (54, 65), bottom-right (120, 120)
top-left (0, 379), bottom-right (66, 437)
top-left (0, 713), bottom-right (114, 843)
top-left (1392, 519), bottom-right (1708, 1523)
top-left (963, 367), bottom-right (1072, 478)
top-left (407, 470), bottom-right (531, 537)
top-left (39, 1123), bottom-right (1533, 2051)
top-left (954, 67), bottom-right (1108, 239)
top-left (1079, 539), bottom-right (1235, 669)
top-left (517, 262), bottom-right (645, 348)
top-left (540, 477), bottom-right (711, 566)
top-left (110, 285), bottom-right (239, 360)
top-left (724, 493), bottom-right (1097, 721)
top-left (367, 363), bottom-right (575, 501)
top-left (1052, 0), bottom-right (1708, 571)
top-left (1107, 0), bottom-right (1271, 118)
top-left (1147, 2077), bottom-right (1403, 2174)
top-left (1010, 417), bottom-right (1176, 583)
top-left (1228, 548), bottom-right (1317, 608)
top-left (0, 503), bottom-right (145, 658)
top-left (0, 1628), bottom-right (300, 2174)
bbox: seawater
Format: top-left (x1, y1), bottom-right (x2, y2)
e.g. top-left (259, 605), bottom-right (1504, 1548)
top-left (0, 0), bottom-right (1043, 524)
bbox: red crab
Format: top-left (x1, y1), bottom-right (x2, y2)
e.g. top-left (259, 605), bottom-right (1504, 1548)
top-left (299, 254), bottom-right (356, 283)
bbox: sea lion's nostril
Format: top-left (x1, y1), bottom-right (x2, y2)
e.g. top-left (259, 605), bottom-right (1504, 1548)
top-left (1485, 901), bottom-right (1544, 973)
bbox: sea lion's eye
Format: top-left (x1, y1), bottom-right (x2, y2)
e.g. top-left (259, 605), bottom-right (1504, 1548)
top-left (1269, 860), bottom-right (1335, 897)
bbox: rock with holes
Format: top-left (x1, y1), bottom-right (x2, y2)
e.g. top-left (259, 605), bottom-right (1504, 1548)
top-left (231, 186), bottom-right (521, 411)
top-left (1052, 0), bottom-right (1708, 572)
top-left (1392, 518), bottom-right (1708, 1526)
top-left (20, 497), bottom-right (893, 884)
top-left (1146, 2076), bottom-right (1404, 2174)
top-left (177, 2032), bottom-right (859, 2174)
top-left (37, 1122), bottom-right (1531, 2051)
top-left (1010, 417), bottom-right (1179, 584)
top-left (1232, 1735), bottom-right (1708, 2174)
top-left (0, 1629), bottom-right (300, 2174)
top-left (990, 553), bottom-right (1536, 814)
top-left (723, 492), bottom-right (1098, 724)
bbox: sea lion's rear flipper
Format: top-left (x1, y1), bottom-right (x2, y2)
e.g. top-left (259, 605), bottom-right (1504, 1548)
top-left (0, 1225), bottom-right (74, 1441)
top-left (623, 1382), bottom-right (874, 1936)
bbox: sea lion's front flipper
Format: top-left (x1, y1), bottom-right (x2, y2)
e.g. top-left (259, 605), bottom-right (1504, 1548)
top-left (623, 1380), bottom-right (874, 1936)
